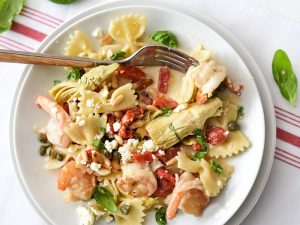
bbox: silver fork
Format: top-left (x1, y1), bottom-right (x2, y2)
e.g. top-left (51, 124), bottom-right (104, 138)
top-left (0, 45), bottom-right (199, 73)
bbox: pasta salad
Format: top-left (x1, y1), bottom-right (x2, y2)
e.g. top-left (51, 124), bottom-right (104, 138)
top-left (35, 14), bottom-right (250, 225)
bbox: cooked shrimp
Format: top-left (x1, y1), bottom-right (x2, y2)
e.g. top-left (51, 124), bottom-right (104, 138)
top-left (36, 96), bottom-right (71, 147)
top-left (166, 172), bottom-right (204, 220)
top-left (57, 161), bottom-right (96, 201)
top-left (116, 162), bottom-right (157, 197)
top-left (187, 60), bottom-right (226, 98)
top-left (180, 188), bottom-right (209, 216)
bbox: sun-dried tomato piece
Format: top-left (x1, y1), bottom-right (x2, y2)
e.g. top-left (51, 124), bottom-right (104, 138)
top-left (135, 79), bottom-right (153, 91)
top-left (118, 125), bottom-right (134, 139)
top-left (192, 142), bottom-right (201, 151)
top-left (153, 96), bottom-right (178, 109)
top-left (156, 168), bottom-right (176, 184)
top-left (206, 127), bottom-right (228, 145)
top-left (155, 146), bottom-right (180, 164)
top-left (132, 151), bottom-right (154, 163)
top-left (155, 179), bottom-right (175, 197)
top-left (107, 115), bottom-right (115, 136)
top-left (158, 67), bottom-right (170, 94)
top-left (121, 108), bottom-right (144, 127)
top-left (115, 66), bottom-right (146, 81)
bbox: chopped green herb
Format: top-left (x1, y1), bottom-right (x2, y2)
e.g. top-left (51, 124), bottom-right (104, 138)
top-left (53, 80), bottom-right (62, 85)
top-left (100, 127), bottom-right (107, 134)
top-left (93, 186), bottom-right (117, 212)
top-left (0, 0), bottom-right (24, 33)
top-left (149, 30), bottom-right (178, 48)
top-left (210, 160), bottom-right (223, 174)
top-left (272, 49), bottom-right (298, 106)
top-left (67, 68), bottom-right (81, 81)
top-left (237, 106), bottom-right (244, 118)
top-left (93, 139), bottom-right (105, 150)
top-left (154, 107), bottom-right (172, 119)
top-left (155, 207), bottom-right (167, 225)
top-left (168, 122), bottom-right (181, 141)
top-left (192, 128), bottom-right (208, 160)
top-left (111, 50), bottom-right (126, 60)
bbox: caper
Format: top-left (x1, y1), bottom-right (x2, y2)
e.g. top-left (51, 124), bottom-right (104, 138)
top-left (39, 145), bottom-right (47, 156)
top-left (38, 133), bottom-right (48, 143)
top-left (56, 153), bottom-right (64, 161)
top-left (120, 203), bottom-right (131, 215)
top-left (111, 150), bottom-right (121, 160)
top-left (228, 121), bottom-right (240, 131)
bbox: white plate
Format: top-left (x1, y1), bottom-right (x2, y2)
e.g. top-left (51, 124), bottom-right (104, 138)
top-left (9, 1), bottom-right (275, 225)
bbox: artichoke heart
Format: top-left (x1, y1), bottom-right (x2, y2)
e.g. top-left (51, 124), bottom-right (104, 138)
top-left (146, 98), bottom-right (222, 149)
top-left (49, 63), bottom-right (119, 104)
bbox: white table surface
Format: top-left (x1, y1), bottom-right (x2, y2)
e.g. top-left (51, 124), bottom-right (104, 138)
top-left (1, 0), bottom-right (300, 224)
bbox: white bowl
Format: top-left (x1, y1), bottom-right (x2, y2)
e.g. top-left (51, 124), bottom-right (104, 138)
top-left (10, 1), bottom-right (270, 225)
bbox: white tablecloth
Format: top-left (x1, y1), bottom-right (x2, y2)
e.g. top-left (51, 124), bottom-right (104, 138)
top-left (1, 0), bottom-right (300, 224)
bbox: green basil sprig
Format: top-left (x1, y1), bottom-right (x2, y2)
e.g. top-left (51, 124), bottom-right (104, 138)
top-left (93, 186), bottom-right (117, 212)
top-left (210, 160), bottom-right (223, 174)
top-left (0, 0), bottom-right (24, 33)
top-left (192, 128), bottom-right (208, 160)
top-left (149, 31), bottom-right (178, 48)
top-left (272, 49), bottom-right (298, 106)
top-left (155, 207), bottom-right (167, 225)
top-left (67, 68), bottom-right (81, 81)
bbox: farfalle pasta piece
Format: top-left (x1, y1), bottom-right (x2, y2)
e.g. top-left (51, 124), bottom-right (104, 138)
top-left (218, 89), bottom-right (240, 104)
top-left (49, 64), bottom-right (119, 104)
top-left (219, 101), bottom-right (238, 128)
top-left (65, 30), bottom-right (93, 57)
top-left (64, 114), bottom-right (107, 146)
top-left (199, 158), bottom-right (234, 197)
top-left (208, 131), bottom-right (250, 158)
top-left (177, 151), bottom-right (201, 173)
top-left (109, 14), bottom-right (146, 54)
top-left (115, 198), bottom-right (145, 225)
top-left (44, 154), bottom-right (72, 170)
top-left (78, 90), bottom-right (106, 116)
top-left (98, 83), bottom-right (137, 113)
top-left (190, 44), bottom-right (212, 62)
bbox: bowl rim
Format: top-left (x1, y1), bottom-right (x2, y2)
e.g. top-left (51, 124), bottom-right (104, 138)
top-left (9, 0), bottom-right (276, 225)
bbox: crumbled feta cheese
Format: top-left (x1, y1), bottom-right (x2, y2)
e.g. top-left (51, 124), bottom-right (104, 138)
top-left (151, 156), bottom-right (163, 171)
top-left (174, 103), bottom-right (188, 113)
top-left (76, 206), bottom-right (94, 225)
top-left (158, 150), bottom-right (165, 155)
top-left (142, 140), bottom-right (158, 152)
top-left (113, 122), bottom-right (121, 132)
top-left (90, 162), bottom-right (102, 172)
top-left (107, 50), bottom-right (113, 58)
top-left (104, 140), bottom-right (118, 153)
top-left (106, 123), bottom-right (111, 133)
top-left (118, 139), bottom-right (139, 163)
top-left (105, 215), bottom-right (114, 223)
top-left (92, 27), bottom-right (103, 38)
top-left (86, 99), bottom-right (94, 107)
top-left (99, 84), bottom-right (109, 99)
top-left (78, 119), bottom-right (86, 126)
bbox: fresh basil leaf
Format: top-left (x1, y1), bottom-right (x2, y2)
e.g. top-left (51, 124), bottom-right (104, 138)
top-left (192, 151), bottom-right (207, 160)
top-left (210, 160), bottom-right (223, 174)
top-left (272, 49), bottom-right (298, 106)
top-left (154, 107), bottom-right (172, 119)
top-left (168, 122), bottom-right (181, 141)
top-left (93, 139), bottom-right (105, 150)
top-left (192, 128), bottom-right (208, 160)
top-left (0, 0), bottom-right (24, 33)
top-left (155, 207), bottom-right (167, 225)
top-left (93, 187), bottom-right (117, 212)
top-left (111, 50), bottom-right (126, 60)
top-left (67, 68), bottom-right (81, 81)
top-left (237, 106), bottom-right (244, 119)
top-left (50, 0), bottom-right (78, 4)
top-left (53, 80), bottom-right (62, 85)
top-left (149, 31), bottom-right (178, 48)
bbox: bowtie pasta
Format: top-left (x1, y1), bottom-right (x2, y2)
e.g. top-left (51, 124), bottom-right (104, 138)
top-left (35, 14), bottom-right (250, 225)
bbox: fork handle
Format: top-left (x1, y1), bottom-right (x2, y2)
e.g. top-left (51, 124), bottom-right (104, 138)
top-left (0, 49), bottom-right (97, 68)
